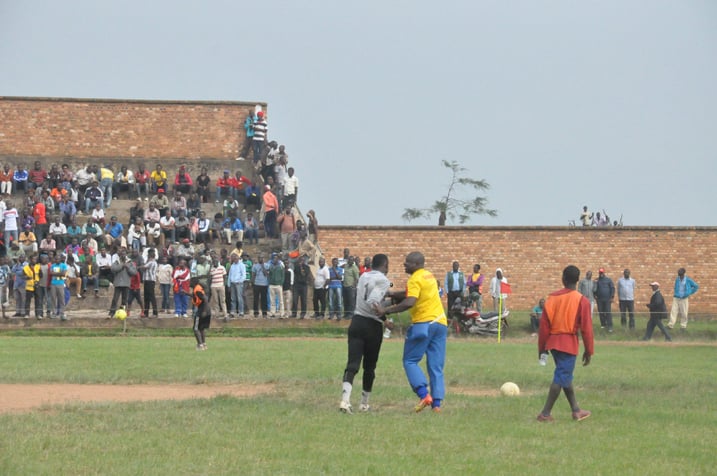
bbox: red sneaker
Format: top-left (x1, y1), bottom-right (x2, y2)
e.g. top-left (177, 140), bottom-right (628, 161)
top-left (572, 409), bottom-right (591, 421)
top-left (414, 395), bottom-right (433, 413)
top-left (536, 413), bottom-right (555, 422)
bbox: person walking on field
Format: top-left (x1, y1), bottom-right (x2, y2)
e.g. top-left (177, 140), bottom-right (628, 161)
top-left (339, 254), bottom-right (393, 414)
top-left (667, 268), bottom-right (699, 330)
top-left (376, 251), bottom-right (448, 413)
top-left (537, 265), bottom-right (594, 423)
top-left (642, 281), bottom-right (672, 342)
top-left (191, 278), bottom-right (211, 351)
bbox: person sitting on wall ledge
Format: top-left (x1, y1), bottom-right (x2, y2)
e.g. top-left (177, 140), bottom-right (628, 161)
top-left (135, 164), bottom-right (151, 201)
top-left (215, 170), bottom-right (237, 203)
top-left (150, 164), bottom-right (168, 193)
top-left (195, 167), bottom-right (211, 204)
top-left (174, 165), bottom-right (193, 194)
top-left (113, 165), bottom-right (135, 200)
top-left (149, 188), bottom-right (170, 217)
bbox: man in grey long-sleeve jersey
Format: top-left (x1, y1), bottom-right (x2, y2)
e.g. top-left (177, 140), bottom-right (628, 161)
top-left (578, 270), bottom-right (596, 320)
top-left (339, 254), bottom-right (393, 414)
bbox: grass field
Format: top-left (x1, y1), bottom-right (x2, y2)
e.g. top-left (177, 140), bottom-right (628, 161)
top-left (1, 328), bottom-right (715, 475)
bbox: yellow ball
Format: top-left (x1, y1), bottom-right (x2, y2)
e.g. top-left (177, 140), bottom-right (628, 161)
top-left (500, 382), bottom-right (520, 396)
top-left (114, 309), bottom-right (127, 320)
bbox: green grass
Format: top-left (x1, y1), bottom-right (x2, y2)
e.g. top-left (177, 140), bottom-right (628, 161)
top-left (0, 335), bottom-right (715, 475)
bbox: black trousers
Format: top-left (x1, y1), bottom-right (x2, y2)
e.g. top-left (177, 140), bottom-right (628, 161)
top-left (109, 286), bottom-right (129, 316)
top-left (292, 282), bottom-right (308, 317)
top-left (143, 280), bottom-right (158, 316)
top-left (447, 290), bottom-right (462, 311)
top-left (313, 288), bottom-right (326, 317)
top-left (342, 315), bottom-right (384, 393)
top-left (253, 284), bottom-right (268, 316)
top-left (643, 317), bottom-right (672, 341)
top-left (342, 286), bottom-right (356, 318)
top-left (619, 300), bottom-right (635, 328)
top-left (596, 299), bottom-right (613, 330)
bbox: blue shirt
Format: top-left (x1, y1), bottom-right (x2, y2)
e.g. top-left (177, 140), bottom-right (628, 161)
top-left (228, 261), bottom-right (246, 284)
top-left (13, 170), bottom-right (28, 182)
top-left (252, 262), bottom-right (269, 286)
top-left (328, 266), bottom-right (344, 289)
top-left (105, 222), bottom-right (124, 239)
top-left (51, 262), bottom-right (67, 286)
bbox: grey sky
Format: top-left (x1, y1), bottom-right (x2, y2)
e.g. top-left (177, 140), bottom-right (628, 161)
top-left (2, 1), bottom-right (715, 226)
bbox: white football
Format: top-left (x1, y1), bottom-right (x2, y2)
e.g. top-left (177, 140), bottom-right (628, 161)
top-left (500, 382), bottom-right (520, 396)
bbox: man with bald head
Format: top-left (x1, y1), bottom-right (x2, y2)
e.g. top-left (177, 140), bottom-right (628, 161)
top-left (377, 251), bottom-right (448, 413)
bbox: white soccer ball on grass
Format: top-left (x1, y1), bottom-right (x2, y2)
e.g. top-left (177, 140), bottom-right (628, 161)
top-left (500, 382), bottom-right (520, 396)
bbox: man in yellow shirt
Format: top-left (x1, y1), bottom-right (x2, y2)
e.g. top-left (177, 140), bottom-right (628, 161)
top-left (150, 164), bottom-right (168, 193)
top-left (377, 251), bottom-right (448, 413)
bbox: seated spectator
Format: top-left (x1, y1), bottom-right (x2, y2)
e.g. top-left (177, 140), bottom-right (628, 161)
top-left (84, 181), bottom-right (104, 213)
top-left (222, 213), bottom-right (244, 245)
top-left (81, 235), bottom-right (99, 254)
top-left (159, 209), bottom-right (176, 246)
top-left (66, 219), bottom-right (83, 242)
top-left (150, 164), bottom-right (168, 193)
top-left (174, 166), bottom-right (193, 194)
top-left (21, 209), bottom-right (35, 231)
top-left (234, 170), bottom-right (253, 204)
top-left (39, 234), bottom-right (57, 254)
top-left (128, 199), bottom-right (144, 227)
top-left (186, 192), bottom-right (201, 218)
top-left (128, 217), bottom-right (146, 251)
top-left (82, 217), bottom-right (102, 241)
top-left (48, 216), bottom-right (67, 248)
top-left (60, 164), bottom-right (74, 190)
top-left (530, 298), bottom-right (545, 337)
top-left (0, 164), bottom-right (13, 196)
top-left (91, 202), bottom-right (106, 226)
top-left (74, 164), bottom-right (96, 199)
top-left (58, 195), bottom-right (77, 226)
top-left (113, 165), bottom-right (135, 200)
top-left (42, 190), bottom-right (55, 215)
top-left (47, 164), bottom-right (62, 190)
top-left (195, 211), bottom-right (210, 244)
top-left (215, 170), bottom-right (237, 203)
top-left (99, 165), bottom-right (114, 207)
top-left (96, 248), bottom-right (113, 283)
top-left (176, 238), bottom-right (194, 263)
top-left (195, 167), bottom-right (211, 203)
top-left (103, 216), bottom-right (124, 247)
top-left (135, 164), bottom-right (151, 201)
top-left (13, 164), bottom-right (29, 194)
top-left (223, 196), bottom-right (240, 216)
top-left (18, 225), bottom-right (37, 256)
top-left (143, 202), bottom-right (160, 225)
top-left (174, 210), bottom-right (190, 241)
top-left (244, 212), bottom-right (259, 245)
top-left (50, 183), bottom-right (68, 204)
top-left (28, 161), bottom-right (48, 191)
top-left (146, 218), bottom-right (161, 248)
top-left (210, 213), bottom-right (224, 242)
top-left (171, 191), bottom-right (187, 217)
top-left (149, 188), bottom-right (169, 216)
top-left (68, 181), bottom-right (80, 204)
top-left (65, 237), bottom-right (82, 260)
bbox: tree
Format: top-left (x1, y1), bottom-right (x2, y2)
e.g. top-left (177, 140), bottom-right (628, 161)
top-left (402, 160), bottom-right (497, 226)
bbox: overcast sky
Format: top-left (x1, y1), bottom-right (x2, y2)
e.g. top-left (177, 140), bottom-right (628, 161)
top-left (1, 1), bottom-right (715, 226)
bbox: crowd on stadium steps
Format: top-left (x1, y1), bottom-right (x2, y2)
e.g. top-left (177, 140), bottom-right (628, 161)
top-left (0, 106), bottom-right (346, 321)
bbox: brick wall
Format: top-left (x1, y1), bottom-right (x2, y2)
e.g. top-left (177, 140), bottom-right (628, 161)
top-left (0, 96), bottom-right (264, 160)
top-left (319, 226), bottom-right (715, 314)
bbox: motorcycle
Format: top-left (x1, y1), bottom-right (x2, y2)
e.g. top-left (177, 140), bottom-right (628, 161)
top-left (450, 297), bottom-right (509, 336)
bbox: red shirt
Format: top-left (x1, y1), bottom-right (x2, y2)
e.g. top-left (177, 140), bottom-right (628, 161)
top-left (538, 288), bottom-right (594, 357)
top-left (130, 272), bottom-right (141, 290)
top-left (33, 202), bottom-right (47, 225)
top-left (29, 168), bottom-right (47, 185)
top-left (135, 170), bottom-right (150, 184)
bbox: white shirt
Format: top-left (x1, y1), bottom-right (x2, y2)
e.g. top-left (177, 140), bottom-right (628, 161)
top-left (3, 208), bottom-right (18, 230)
top-left (284, 175), bottom-right (299, 195)
top-left (314, 265), bottom-right (330, 289)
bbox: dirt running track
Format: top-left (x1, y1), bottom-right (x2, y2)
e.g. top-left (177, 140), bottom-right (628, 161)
top-left (0, 384), bottom-right (274, 414)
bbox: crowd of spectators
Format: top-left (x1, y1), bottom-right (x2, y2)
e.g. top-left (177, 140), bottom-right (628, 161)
top-left (0, 106), bottom-right (333, 321)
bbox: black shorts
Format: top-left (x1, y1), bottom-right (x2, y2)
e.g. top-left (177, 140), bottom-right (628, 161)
top-left (194, 314), bottom-right (211, 331)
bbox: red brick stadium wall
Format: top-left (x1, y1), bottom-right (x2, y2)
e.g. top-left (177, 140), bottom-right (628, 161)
top-left (320, 226), bottom-right (715, 315)
top-left (0, 96), bottom-right (264, 161)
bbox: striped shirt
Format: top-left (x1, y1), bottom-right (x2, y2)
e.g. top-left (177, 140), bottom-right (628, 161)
top-left (253, 119), bottom-right (268, 142)
top-left (142, 259), bottom-right (157, 282)
top-left (210, 266), bottom-right (227, 287)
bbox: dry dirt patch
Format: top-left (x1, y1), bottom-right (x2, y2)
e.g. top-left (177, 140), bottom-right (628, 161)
top-left (0, 383), bottom-right (274, 414)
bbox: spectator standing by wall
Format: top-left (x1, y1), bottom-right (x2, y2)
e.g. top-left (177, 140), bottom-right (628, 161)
top-left (444, 261), bottom-right (465, 312)
top-left (594, 268), bottom-right (615, 332)
top-left (210, 257), bottom-right (228, 319)
top-left (342, 256), bottom-right (359, 319)
top-left (157, 256), bottom-right (174, 314)
top-left (617, 269), bottom-right (636, 329)
top-left (267, 254), bottom-right (285, 318)
top-left (577, 270), bottom-right (596, 320)
top-left (292, 255), bottom-right (311, 319)
top-left (251, 254), bottom-right (269, 318)
top-left (313, 257), bottom-right (329, 319)
top-left (252, 111), bottom-right (268, 164)
top-left (466, 264), bottom-right (484, 312)
top-left (667, 268), bottom-right (699, 330)
top-left (328, 257), bottom-right (344, 320)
